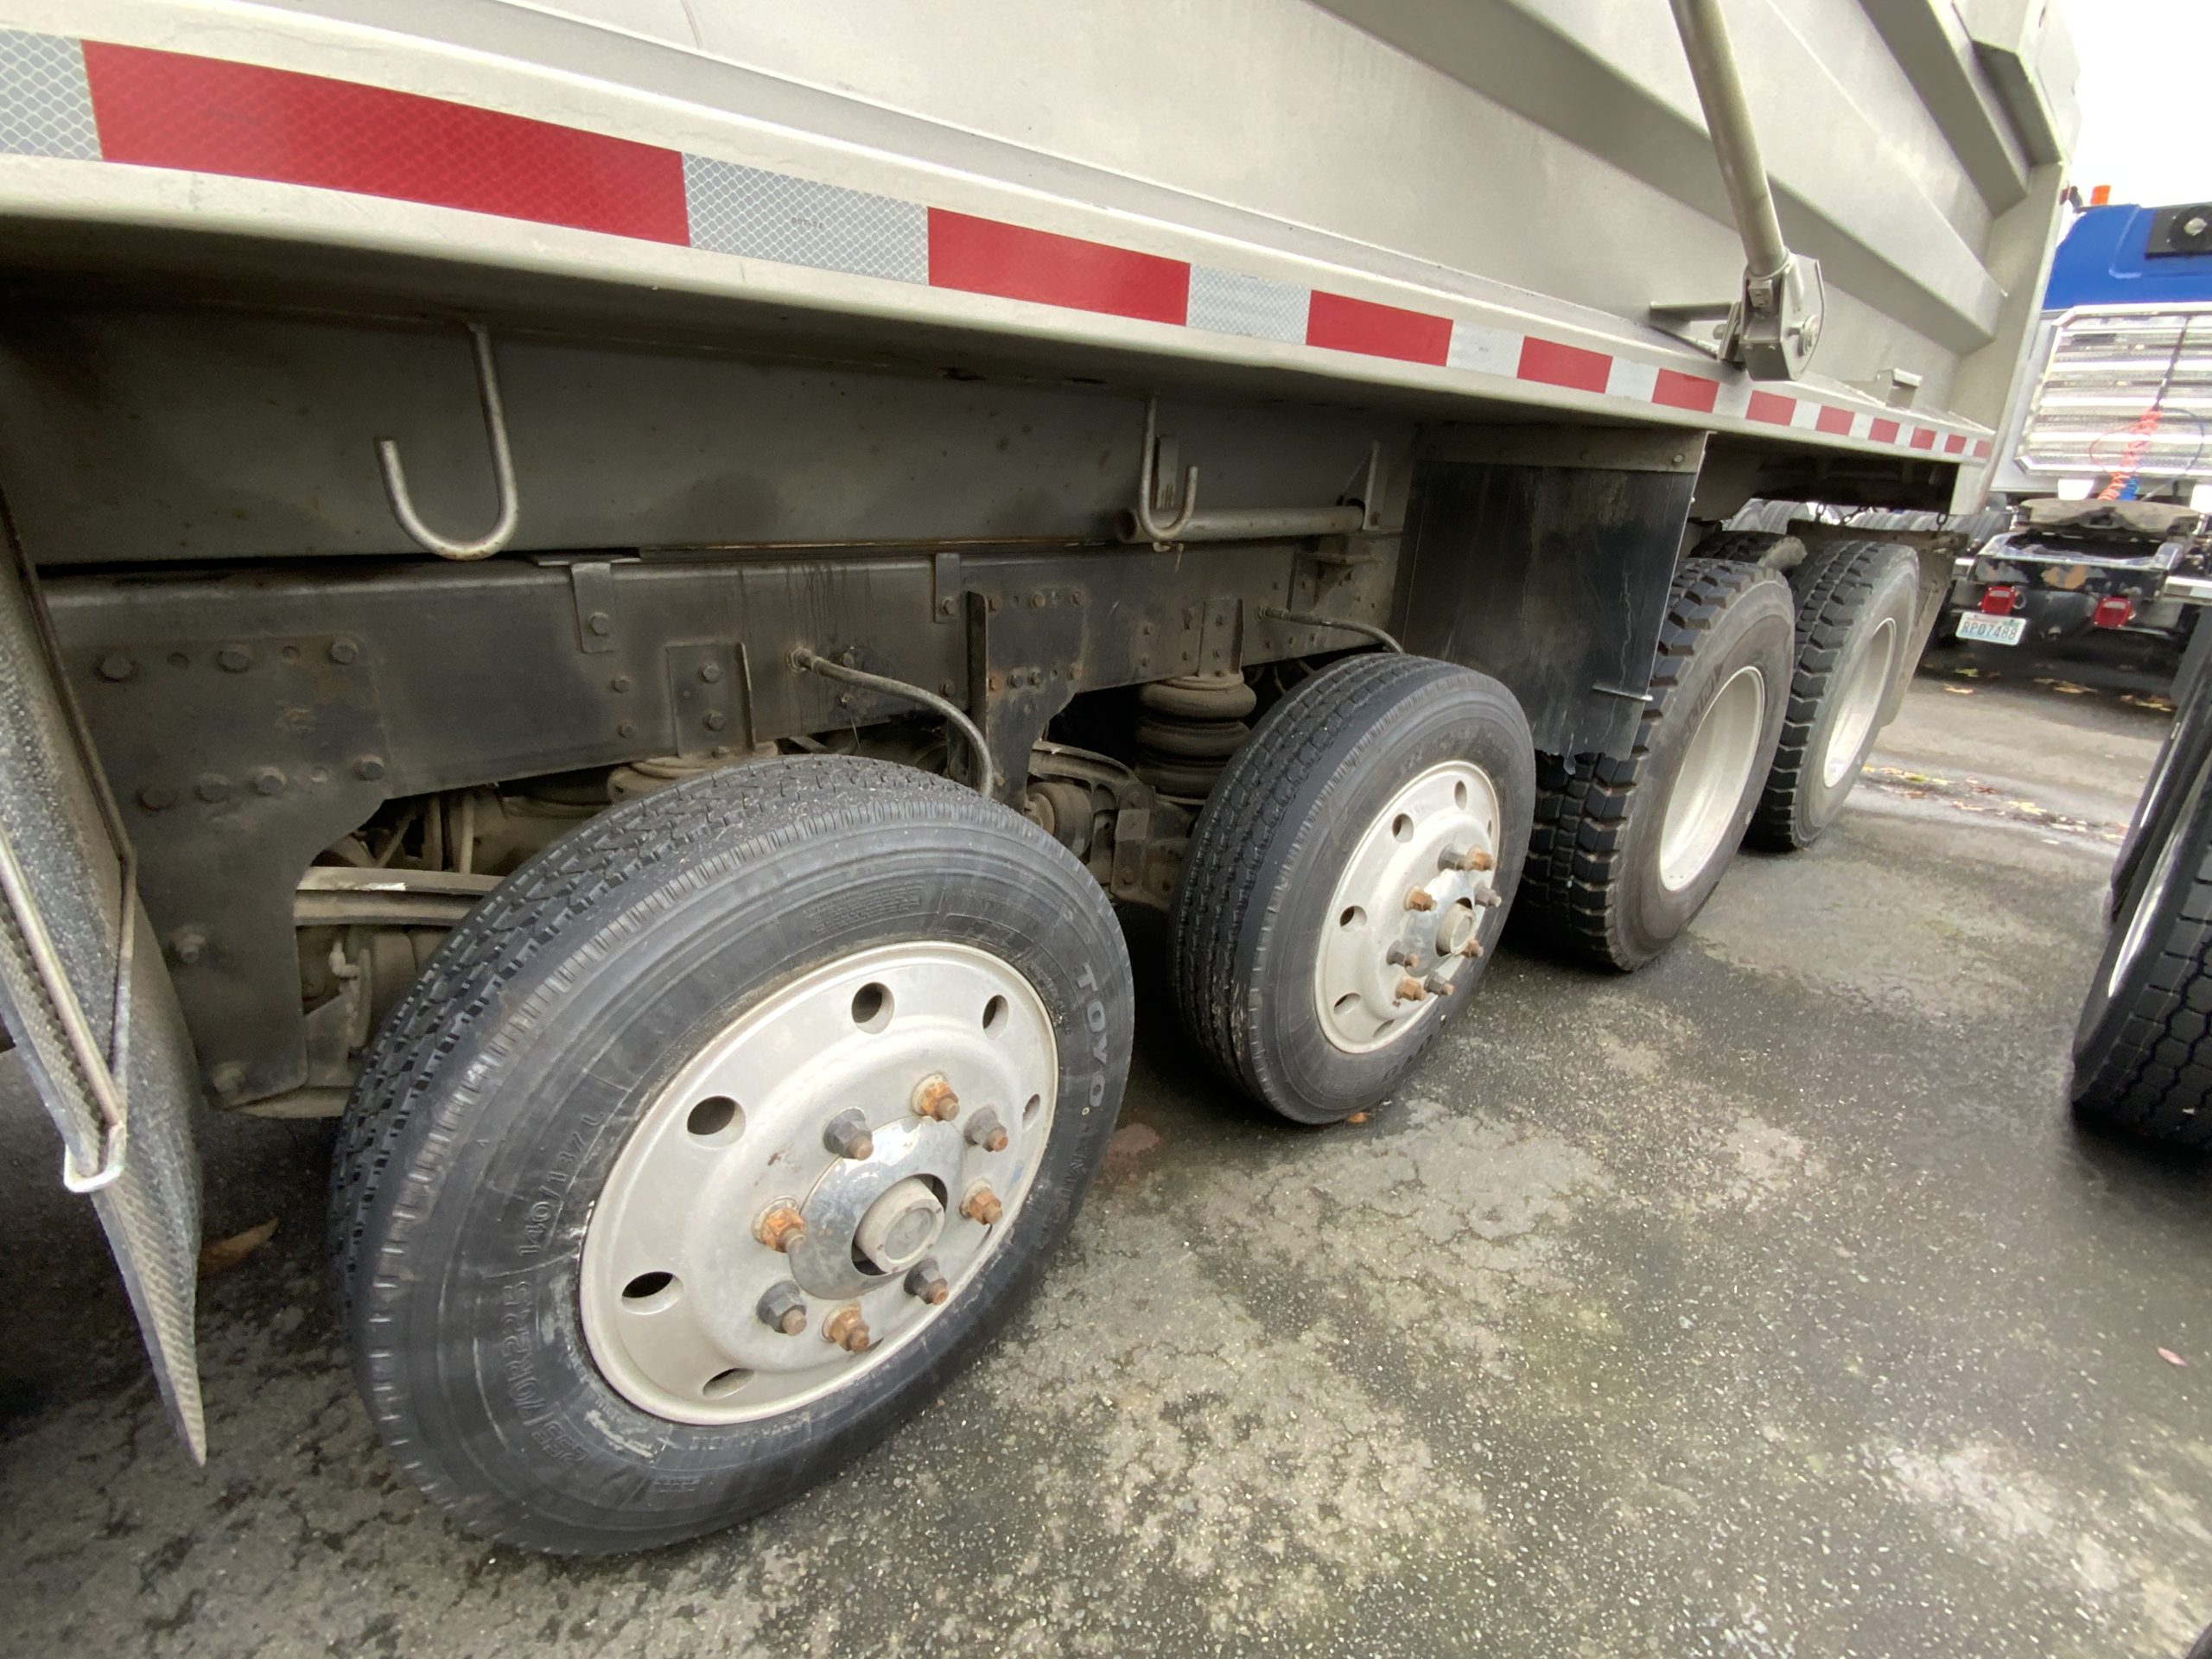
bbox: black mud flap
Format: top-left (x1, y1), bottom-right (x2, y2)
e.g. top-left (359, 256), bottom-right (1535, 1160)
top-left (0, 532), bottom-right (206, 1460)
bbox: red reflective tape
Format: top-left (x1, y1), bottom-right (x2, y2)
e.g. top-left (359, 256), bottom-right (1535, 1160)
top-left (1516, 336), bottom-right (1611, 393)
top-left (1972, 439), bottom-right (1992, 460)
top-left (1869, 417), bottom-right (1901, 445)
top-left (1942, 432), bottom-right (1967, 454)
top-left (1747, 391), bottom-right (1796, 426)
top-left (927, 209), bottom-right (1188, 325)
top-left (1652, 368), bottom-right (1720, 412)
top-left (1910, 426), bottom-right (1937, 450)
top-left (81, 42), bottom-right (689, 244)
top-left (1306, 292), bottom-right (1450, 365)
top-left (1815, 405), bottom-right (1854, 435)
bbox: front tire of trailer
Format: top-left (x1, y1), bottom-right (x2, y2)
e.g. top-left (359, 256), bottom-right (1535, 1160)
top-left (1168, 652), bottom-right (1535, 1125)
top-left (1749, 539), bottom-right (1920, 851)
top-left (1518, 559), bottom-right (1794, 971)
top-left (328, 757), bottom-right (1133, 1554)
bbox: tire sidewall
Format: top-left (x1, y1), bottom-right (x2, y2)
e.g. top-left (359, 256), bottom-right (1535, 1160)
top-left (359, 779), bottom-right (1131, 1552)
top-left (1789, 552), bottom-right (1921, 842)
top-left (1614, 584), bottom-right (1793, 964)
top-left (1227, 667), bottom-right (1535, 1123)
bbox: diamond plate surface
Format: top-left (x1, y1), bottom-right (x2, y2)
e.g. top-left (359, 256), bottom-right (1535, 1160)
top-left (0, 29), bottom-right (99, 161)
top-left (1187, 264), bottom-right (1308, 343)
top-left (683, 154), bottom-right (926, 284)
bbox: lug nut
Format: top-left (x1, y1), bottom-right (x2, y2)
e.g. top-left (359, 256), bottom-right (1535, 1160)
top-left (912, 1074), bottom-right (961, 1122)
top-left (1395, 975), bottom-right (1427, 1003)
top-left (961, 1185), bottom-right (1004, 1226)
top-left (823, 1306), bottom-right (872, 1353)
top-left (1473, 888), bottom-right (1504, 909)
top-left (1423, 971), bottom-right (1456, 997)
top-left (757, 1281), bottom-right (808, 1335)
top-left (1440, 844), bottom-right (1494, 873)
top-left (755, 1203), bottom-right (806, 1253)
top-left (1405, 887), bottom-right (1436, 912)
top-left (1386, 940), bottom-right (1424, 968)
top-left (1461, 938), bottom-right (1485, 960)
top-left (905, 1258), bottom-right (951, 1305)
top-left (964, 1109), bottom-right (1009, 1152)
top-left (823, 1109), bottom-right (875, 1160)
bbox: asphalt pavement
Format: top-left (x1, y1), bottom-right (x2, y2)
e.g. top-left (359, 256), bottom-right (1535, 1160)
top-left (3, 654), bottom-right (2208, 1658)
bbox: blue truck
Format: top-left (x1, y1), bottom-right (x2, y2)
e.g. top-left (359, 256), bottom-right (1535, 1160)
top-left (1952, 199), bottom-right (2212, 654)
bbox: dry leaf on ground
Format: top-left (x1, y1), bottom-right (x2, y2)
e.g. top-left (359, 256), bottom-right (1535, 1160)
top-left (198, 1217), bottom-right (278, 1278)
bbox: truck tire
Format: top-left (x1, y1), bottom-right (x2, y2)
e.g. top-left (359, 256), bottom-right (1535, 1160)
top-left (329, 756), bottom-right (1133, 1553)
top-left (1518, 558), bottom-right (1794, 971)
top-left (2072, 707), bottom-right (2212, 1149)
top-left (1168, 652), bottom-right (1534, 1124)
top-left (1749, 539), bottom-right (1920, 851)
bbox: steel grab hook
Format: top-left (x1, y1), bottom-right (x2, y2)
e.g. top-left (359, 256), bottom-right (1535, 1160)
top-left (375, 322), bottom-right (521, 560)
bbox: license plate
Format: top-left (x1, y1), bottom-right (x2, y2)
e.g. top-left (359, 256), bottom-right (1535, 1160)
top-left (1956, 611), bottom-right (2027, 645)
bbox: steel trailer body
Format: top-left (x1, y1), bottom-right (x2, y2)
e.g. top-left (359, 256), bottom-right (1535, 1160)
top-left (0, 0), bottom-right (2075, 1538)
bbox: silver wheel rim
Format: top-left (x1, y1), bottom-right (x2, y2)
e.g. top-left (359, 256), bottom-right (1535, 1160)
top-left (1658, 664), bottom-right (1765, 893)
top-left (1313, 760), bottom-right (1504, 1054)
top-left (580, 941), bottom-right (1057, 1425)
top-left (1820, 617), bottom-right (1898, 789)
top-left (2112, 809), bottom-right (2187, 998)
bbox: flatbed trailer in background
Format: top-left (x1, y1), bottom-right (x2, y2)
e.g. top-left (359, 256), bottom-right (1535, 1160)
top-left (0, 0), bottom-right (2075, 1553)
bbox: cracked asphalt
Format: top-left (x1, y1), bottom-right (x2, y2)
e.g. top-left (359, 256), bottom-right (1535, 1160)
top-left (3, 661), bottom-right (2209, 1657)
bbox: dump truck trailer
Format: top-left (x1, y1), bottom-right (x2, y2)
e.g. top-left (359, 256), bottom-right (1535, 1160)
top-left (0, 0), bottom-right (2075, 1553)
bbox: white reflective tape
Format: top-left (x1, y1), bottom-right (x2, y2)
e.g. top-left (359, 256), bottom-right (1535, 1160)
top-left (1606, 358), bottom-right (1659, 403)
top-left (682, 155), bottom-right (927, 285)
top-left (0, 29), bottom-right (97, 160)
top-left (1186, 265), bottom-right (1308, 343)
top-left (1445, 320), bottom-right (1522, 378)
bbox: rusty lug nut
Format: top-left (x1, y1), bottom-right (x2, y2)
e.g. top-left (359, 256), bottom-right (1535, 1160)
top-left (1460, 938), bottom-right (1486, 960)
top-left (964, 1109), bottom-right (1010, 1153)
top-left (961, 1185), bottom-right (1004, 1226)
top-left (912, 1074), bottom-right (961, 1122)
top-left (1423, 971), bottom-right (1456, 998)
top-left (1395, 975), bottom-right (1427, 1003)
top-left (823, 1306), bottom-right (872, 1353)
top-left (823, 1108), bottom-right (875, 1161)
top-left (1440, 844), bottom-right (1495, 873)
top-left (755, 1203), bottom-right (806, 1253)
top-left (1405, 887), bottom-right (1437, 912)
top-left (905, 1259), bottom-right (951, 1305)
top-left (756, 1281), bottom-right (808, 1336)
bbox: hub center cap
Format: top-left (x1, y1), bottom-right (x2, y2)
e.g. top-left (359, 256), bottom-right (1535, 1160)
top-left (855, 1176), bottom-right (944, 1273)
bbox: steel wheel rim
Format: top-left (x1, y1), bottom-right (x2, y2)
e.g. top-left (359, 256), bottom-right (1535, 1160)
top-left (580, 941), bottom-right (1057, 1425)
top-left (1313, 760), bottom-right (1503, 1054)
top-left (1821, 617), bottom-right (1898, 789)
top-left (1658, 664), bottom-right (1765, 892)
top-left (2111, 805), bottom-right (2188, 999)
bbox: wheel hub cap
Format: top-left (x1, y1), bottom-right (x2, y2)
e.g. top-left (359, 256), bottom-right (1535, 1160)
top-left (1658, 664), bottom-right (1765, 892)
top-left (1313, 760), bottom-right (1503, 1053)
top-left (580, 941), bottom-right (1056, 1424)
top-left (1821, 617), bottom-right (1897, 789)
